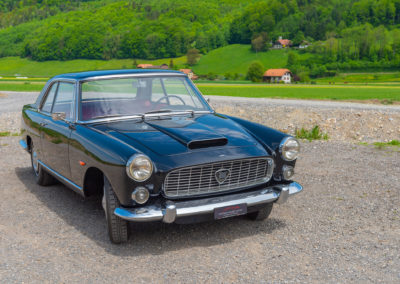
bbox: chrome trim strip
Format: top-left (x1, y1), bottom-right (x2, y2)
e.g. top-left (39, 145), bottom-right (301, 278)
top-left (38, 160), bottom-right (83, 192)
top-left (19, 139), bottom-right (28, 151)
top-left (80, 72), bottom-right (186, 82)
top-left (76, 110), bottom-right (212, 124)
top-left (114, 182), bottom-right (303, 223)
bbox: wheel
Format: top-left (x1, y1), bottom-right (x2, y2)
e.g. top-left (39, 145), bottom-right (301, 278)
top-left (30, 140), bottom-right (56, 186)
top-left (247, 203), bottom-right (273, 221)
top-left (103, 177), bottom-right (129, 244)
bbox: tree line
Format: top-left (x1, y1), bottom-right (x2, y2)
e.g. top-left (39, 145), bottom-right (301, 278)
top-left (1, 0), bottom-right (400, 69)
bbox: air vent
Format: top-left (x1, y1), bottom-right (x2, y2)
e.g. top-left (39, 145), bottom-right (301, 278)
top-left (188, 138), bottom-right (228, 149)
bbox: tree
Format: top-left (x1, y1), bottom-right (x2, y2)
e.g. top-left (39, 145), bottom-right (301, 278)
top-left (186, 48), bottom-right (200, 65)
top-left (133, 59), bottom-right (138, 68)
top-left (169, 59), bottom-right (174, 69)
top-left (251, 32), bottom-right (270, 52)
top-left (247, 61), bottom-right (264, 82)
top-left (287, 51), bottom-right (298, 67)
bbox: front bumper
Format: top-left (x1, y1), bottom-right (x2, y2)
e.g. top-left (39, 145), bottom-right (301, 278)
top-left (114, 182), bottom-right (302, 223)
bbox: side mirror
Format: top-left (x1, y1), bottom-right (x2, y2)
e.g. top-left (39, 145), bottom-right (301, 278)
top-left (206, 98), bottom-right (210, 103)
top-left (52, 112), bottom-right (66, 121)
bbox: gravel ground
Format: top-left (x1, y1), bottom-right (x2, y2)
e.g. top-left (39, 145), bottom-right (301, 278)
top-left (0, 92), bottom-right (399, 283)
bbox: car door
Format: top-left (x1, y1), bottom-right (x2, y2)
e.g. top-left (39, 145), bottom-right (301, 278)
top-left (40, 81), bottom-right (75, 179)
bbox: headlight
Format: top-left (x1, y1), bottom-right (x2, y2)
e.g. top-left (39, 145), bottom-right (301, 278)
top-left (279, 137), bottom-right (300, 161)
top-left (126, 154), bottom-right (153, 182)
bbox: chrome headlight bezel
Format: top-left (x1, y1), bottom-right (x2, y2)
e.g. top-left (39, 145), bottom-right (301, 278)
top-left (126, 154), bottom-right (153, 182)
top-left (279, 137), bottom-right (300, 161)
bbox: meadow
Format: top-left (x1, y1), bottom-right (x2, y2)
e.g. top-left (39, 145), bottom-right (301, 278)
top-left (1, 78), bottom-right (399, 103)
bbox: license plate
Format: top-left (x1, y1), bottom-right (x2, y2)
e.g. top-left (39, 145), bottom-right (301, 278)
top-left (214, 203), bottom-right (247, 220)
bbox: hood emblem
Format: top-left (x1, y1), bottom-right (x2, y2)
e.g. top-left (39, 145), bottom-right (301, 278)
top-left (215, 168), bottom-right (231, 184)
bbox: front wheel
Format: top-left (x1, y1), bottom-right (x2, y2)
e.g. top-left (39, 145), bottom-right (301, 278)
top-left (30, 140), bottom-right (55, 186)
top-left (103, 177), bottom-right (129, 244)
top-left (247, 203), bottom-right (273, 221)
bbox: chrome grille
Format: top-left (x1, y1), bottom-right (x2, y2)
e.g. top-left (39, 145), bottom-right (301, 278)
top-left (163, 157), bottom-right (274, 198)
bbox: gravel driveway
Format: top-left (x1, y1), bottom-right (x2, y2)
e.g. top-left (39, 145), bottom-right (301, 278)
top-left (0, 92), bottom-right (399, 283)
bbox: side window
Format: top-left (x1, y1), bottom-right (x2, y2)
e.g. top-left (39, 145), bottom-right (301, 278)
top-left (41, 83), bottom-right (58, 113)
top-left (52, 82), bottom-right (75, 120)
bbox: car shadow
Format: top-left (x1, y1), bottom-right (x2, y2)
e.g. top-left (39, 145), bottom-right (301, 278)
top-left (15, 166), bottom-right (286, 256)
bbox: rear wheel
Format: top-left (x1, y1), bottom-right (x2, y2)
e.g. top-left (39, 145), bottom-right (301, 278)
top-left (247, 203), bottom-right (273, 221)
top-left (103, 177), bottom-right (129, 244)
top-left (30, 140), bottom-right (55, 186)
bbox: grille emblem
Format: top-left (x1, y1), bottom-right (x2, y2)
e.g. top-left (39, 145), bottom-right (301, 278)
top-left (215, 168), bottom-right (231, 184)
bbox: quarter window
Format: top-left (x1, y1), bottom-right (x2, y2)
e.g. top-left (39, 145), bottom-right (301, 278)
top-left (52, 82), bottom-right (75, 120)
top-left (41, 83), bottom-right (58, 113)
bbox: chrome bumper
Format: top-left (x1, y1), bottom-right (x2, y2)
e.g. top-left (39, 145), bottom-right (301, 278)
top-left (114, 182), bottom-right (302, 223)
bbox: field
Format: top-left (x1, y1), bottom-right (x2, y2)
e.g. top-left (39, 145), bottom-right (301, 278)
top-left (317, 72), bottom-right (400, 84)
top-left (0, 56), bottom-right (187, 78)
top-left (193, 44), bottom-right (311, 75)
top-left (1, 78), bottom-right (399, 103)
top-left (198, 84), bottom-right (400, 102)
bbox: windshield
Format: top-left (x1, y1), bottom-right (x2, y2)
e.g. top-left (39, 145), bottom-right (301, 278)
top-left (80, 76), bottom-right (210, 121)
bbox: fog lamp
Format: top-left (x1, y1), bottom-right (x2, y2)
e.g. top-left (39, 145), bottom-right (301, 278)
top-left (282, 165), bottom-right (295, 180)
top-left (132, 187), bottom-right (150, 204)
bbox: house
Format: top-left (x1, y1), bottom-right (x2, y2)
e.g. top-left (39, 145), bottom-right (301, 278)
top-left (273, 36), bottom-right (292, 49)
top-left (179, 69), bottom-right (198, 80)
top-left (137, 64), bottom-right (154, 68)
top-left (263, 69), bottom-right (292, 83)
top-left (298, 40), bottom-right (310, 49)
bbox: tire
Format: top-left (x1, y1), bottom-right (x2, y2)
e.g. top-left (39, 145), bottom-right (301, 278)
top-left (30, 140), bottom-right (56, 186)
top-left (247, 203), bottom-right (273, 221)
top-left (103, 177), bottom-right (129, 244)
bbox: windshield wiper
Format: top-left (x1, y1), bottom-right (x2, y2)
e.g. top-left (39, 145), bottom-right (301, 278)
top-left (144, 109), bottom-right (173, 115)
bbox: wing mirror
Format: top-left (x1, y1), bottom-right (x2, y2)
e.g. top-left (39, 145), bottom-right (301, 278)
top-left (52, 112), bottom-right (66, 121)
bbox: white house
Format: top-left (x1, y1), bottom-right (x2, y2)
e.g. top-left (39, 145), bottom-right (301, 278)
top-left (263, 69), bottom-right (292, 83)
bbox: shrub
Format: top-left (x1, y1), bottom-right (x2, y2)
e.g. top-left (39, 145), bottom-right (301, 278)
top-left (246, 61), bottom-right (264, 82)
top-left (296, 125), bottom-right (329, 141)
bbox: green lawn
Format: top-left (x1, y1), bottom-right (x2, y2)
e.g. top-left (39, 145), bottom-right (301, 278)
top-left (196, 84), bottom-right (400, 101)
top-left (1, 79), bottom-right (399, 102)
top-left (317, 72), bottom-right (400, 84)
top-left (0, 56), bottom-right (186, 78)
top-left (193, 44), bottom-right (310, 76)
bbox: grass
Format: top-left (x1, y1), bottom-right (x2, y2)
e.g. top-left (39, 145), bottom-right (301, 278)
top-left (372, 140), bottom-right (400, 149)
top-left (194, 44), bottom-right (311, 75)
top-left (0, 131), bottom-right (22, 137)
top-left (295, 125), bottom-right (329, 141)
top-left (317, 72), bottom-right (400, 84)
top-left (0, 56), bottom-right (187, 78)
top-left (197, 84), bottom-right (400, 101)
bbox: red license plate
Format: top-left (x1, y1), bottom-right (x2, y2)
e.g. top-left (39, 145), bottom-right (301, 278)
top-left (214, 203), bottom-right (247, 220)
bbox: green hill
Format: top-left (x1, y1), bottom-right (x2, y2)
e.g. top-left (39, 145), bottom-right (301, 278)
top-left (193, 44), bottom-right (310, 76)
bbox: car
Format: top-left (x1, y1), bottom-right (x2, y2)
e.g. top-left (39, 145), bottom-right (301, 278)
top-left (20, 69), bottom-right (303, 244)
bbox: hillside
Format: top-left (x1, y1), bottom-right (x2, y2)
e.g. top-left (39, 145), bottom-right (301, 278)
top-left (194, 44), bottom-right (311, 76)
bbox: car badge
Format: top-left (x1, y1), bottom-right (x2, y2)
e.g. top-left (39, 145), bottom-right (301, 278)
top-left (215, 168), bottom-right (231, 184)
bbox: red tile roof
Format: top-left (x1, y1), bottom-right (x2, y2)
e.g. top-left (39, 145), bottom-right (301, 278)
top-left (137, 64), bottom-right (153, 68)
top-left (179, 69), bottom-right (193, 74)
top-left (277, 39), bottom-right (291, 46)
top-left (263, 69), bottom-right (291, 77)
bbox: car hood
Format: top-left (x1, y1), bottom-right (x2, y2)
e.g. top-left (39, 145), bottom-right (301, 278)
top-left (89, 113), bottom-right (268, 157)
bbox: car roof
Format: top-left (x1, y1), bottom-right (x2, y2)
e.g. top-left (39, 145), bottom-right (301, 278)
top-left (51, 69), bottom-right (184, 81)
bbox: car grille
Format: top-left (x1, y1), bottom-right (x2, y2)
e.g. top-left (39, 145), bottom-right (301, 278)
top-left (163, 157), bottom-right (274, 198)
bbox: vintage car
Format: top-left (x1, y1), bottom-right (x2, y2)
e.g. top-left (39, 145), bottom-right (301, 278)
top-left (20, 69), bottom-right (302, 244)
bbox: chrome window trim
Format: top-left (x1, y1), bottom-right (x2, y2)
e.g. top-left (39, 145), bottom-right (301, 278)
top-left (79, 72), bottom-right (186, 83)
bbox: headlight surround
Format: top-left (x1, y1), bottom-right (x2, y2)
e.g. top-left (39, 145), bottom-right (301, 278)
top-left (126, 154), bottom-right (153, 182)
top-left (279, 137), bottom-right (300, 161)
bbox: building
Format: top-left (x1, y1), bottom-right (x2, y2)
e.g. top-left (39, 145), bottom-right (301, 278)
top-left (179, 69), bottom-right (198, 80)
top-left (263, 69), bottom-right (292, 83)
top-left (298, 40), bottom-right (310, 49)
top-left (137, 64), bottom-right (154, 69)
top-left (273, 36), bottom-right (292, 49)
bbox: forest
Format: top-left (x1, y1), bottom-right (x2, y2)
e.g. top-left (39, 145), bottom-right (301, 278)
top-left (1, 0), bottom-right (400, 75)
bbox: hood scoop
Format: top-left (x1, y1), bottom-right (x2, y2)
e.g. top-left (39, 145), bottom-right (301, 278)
top-left (146, 118), bottom-right (228, 150)
top-left (188, 138), bottom-right (228, 149)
